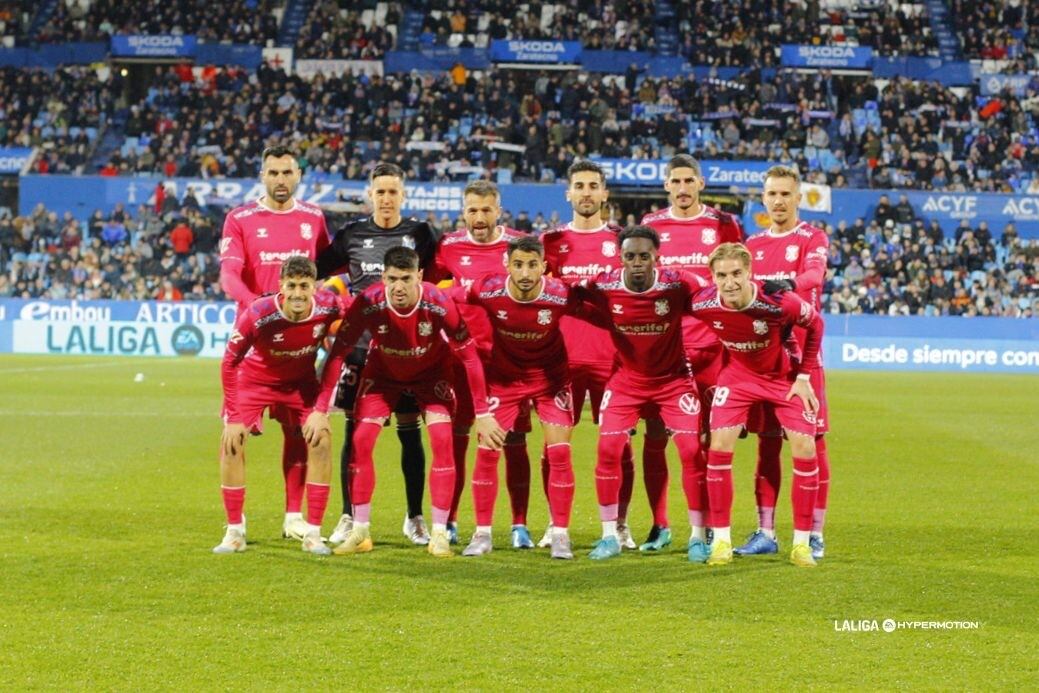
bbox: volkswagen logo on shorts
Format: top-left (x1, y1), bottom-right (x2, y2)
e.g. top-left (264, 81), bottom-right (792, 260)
top-left (679, 393), bottom-right (701, 415)
top-left (434, 380), bottom-right (455, 401)
top-left (171, 325), bottom-right (205, 356)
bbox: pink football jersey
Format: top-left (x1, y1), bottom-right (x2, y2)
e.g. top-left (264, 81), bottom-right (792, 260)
top-left (641, 205), bottom-right (743, 350)
top-left (577, 268), bottom-right (708, 378)
top-left (219, 198), bottom-right (330, 312)
top-left (688, 282), bottom-right (822, 380)
top-left (222, 289), bottom-right (345, 420)
top-left (746, 221), bottom-right (829, 310)
top-left (434, 226), bottom-right (526, 352)
top-left (542, 222), bottom-right (621, 366)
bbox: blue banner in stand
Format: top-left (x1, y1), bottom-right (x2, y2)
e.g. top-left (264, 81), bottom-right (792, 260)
top-left (489, 39), bottom-right (582, 63)
top-left (979, 73), bottom-right (1035, 96)
top-left (592, 158), bottom-right (774, 191)
top-left (781, 44), bottom-right (873, 69)
top-left (0, 147), bottom-right (33, 174)
top-left (17, 174), bottom-right (569, 222)
top-left (111, 35), bottom-right (198, 58)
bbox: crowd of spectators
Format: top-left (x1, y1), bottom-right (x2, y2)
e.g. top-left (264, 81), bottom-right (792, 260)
top-left (7, 55), bottom-right (1036, 194)
top-left (823, 201), bottom-right (1037, 317)
top-left (950, 0), bottom-right (1036, 63)
top-left (1, 66), bottom-right (120, 175)
top-left (2, 197), bottom-right (1035, 318)
top-left (294, 0), bottom-right (398, 60)
top-left (674, 0), bottom-right (938, 66)
top-left (35, 0), bottom-right (281, 45)
top-left (417, 0), bottom-right (656, 51)
top-left (0, 199), bottom-right (222, 301)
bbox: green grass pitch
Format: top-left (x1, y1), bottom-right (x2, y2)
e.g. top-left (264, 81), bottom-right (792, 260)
top-left (0, 354), bottom-right (1036, 688)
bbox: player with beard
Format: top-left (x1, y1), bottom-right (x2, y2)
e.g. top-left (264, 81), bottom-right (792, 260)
top-left (219, 146), bottom-right (330, 542)
top-left (541, 160), bottom-right (637, 549)
top-left (432, 180), bottom-right (534, 547)
top-left (638, 154), bottom-right (744, 553)
top-left (316, 163), bottom-right (441, 548)
top-left (309, 247), bottom-right (506, 557)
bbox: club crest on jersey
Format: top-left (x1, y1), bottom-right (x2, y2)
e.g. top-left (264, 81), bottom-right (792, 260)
top-left (313, 324), bottom-right (326, 339)
top-left (418, 321), bottom-right (433, 336)
top-left (785, 245), bottom-right (800, 262)
top-left (679, 393), bottom-right (701, 416)
top-left (713, 321), bottom-right (723, 330)
top-left (602, 241), bottom-right (617, 257)
top-left (434, 380), bottom-right (455, 401)
top-left (559, 244), bottom-right (570, 253)
top-left (537, 309), bottom-right (553, 325)
top-left (755, 250), bottom-right (765, 261)
top-left (377, 324), bottom-right (388, 335)
top-left (701, 228), bottom-right (716, 245)
top-left (402, 235), bottom-right (415, 249)
top-left (654, 299), bottom-right (670, 316)
top-left (460, 256), bottom-right (472, 266)
top-left (300, 223), bottom-right (312, 239)
top-left (273, 332), bottom-right (284, 342)
top-left (219, 238), bottom-right (232, 255)
top-left (496, 310), bottom-right (508, 320)
top-left (256, 228), bottom-right (268, 239)
top-left (612, 304), bottom-right (624, 314)
top-left (660, 232), bottom-right (671, 242)
top-left (363, 238), bottom-right (374, 248)
top-left (752, 320), bottom-right (768, 335)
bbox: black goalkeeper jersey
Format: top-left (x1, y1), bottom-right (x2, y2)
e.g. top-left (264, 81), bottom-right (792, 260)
top-left (316, 216), bottom-right (440, 292)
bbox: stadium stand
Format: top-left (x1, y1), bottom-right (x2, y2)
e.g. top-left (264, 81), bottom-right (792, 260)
top-left (34, 0), bottom-right (282, 44)
top-left (416, 0), bottom-right (657, 51)
top-left (0, 66), bottom-right (117, 175)
top-left (294, 0), bottom-right (399, 59)
top-left (41, 61), bottom-right (1029, 192)
top-left (673, 0), bottom-right (939, 66)
top-left (950, 0), bottom-right (1036, 63)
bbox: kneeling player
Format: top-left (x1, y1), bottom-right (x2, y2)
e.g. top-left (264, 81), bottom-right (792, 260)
top-left (688, 243), bottom-right (822, 567)
top-left (575, 226), bottom-right (709, 562)
top-left (214, 257), bottom-right (345, 556)
top-left (307, 247), bottom-right (506, 557)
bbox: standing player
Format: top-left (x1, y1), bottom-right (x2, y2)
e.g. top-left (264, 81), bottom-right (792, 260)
top-left (308, 247), bottom-right (505, 557)
top-left (638, 154), bottom-right (744, 552)
top-left (316, 163), bottom-right (441, 547)
top-left (687, 243), bottom-right (822, 568)
top-left (219, 145), bottom-right (330, 542)
top-left (541, 160), bottom-right (637, 549)
top-left (213, 257), bottom-right (342, 556)
top-left (432, 181), bottom-right (535, 547)
top-left (456, 236), bottom-right (579, 560)
top-left (737, 166), bottom-right (831, 560)
top-left (575, 226), bottom-right (709, 562)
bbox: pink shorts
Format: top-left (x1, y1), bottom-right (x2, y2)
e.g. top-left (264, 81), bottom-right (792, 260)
top-left (353, 366), bottom-right (456, 422)
top-left (746, 366), bottom-right (829, 436)
top-left (569, 361), bottom-right (613, 424)
top-left (487, 375), bottom-right (573, 431)
top-left (599, 369), bottom-right (701, 436)
top-left (710, 367), bottom-right (817, 438)
top-left (223, 379), bottom-right (318, 435)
